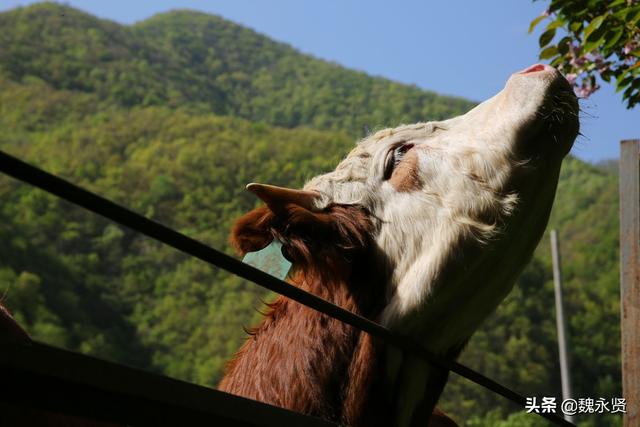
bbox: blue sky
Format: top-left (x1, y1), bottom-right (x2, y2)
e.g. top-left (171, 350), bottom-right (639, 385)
top-left (3, 1), bottom-right (637, 162)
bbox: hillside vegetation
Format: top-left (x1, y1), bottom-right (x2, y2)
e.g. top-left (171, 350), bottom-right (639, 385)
top-left (0, 3), bottom-right (472, 134)
top-left (0, 4), bottom-right (621, 426)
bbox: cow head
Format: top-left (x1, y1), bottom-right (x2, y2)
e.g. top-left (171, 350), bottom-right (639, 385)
top-left (235, 64), bottom-right (578, 348)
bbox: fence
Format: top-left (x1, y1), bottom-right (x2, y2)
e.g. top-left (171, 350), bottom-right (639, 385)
top-left (0, 150), bottom-right (574, 426)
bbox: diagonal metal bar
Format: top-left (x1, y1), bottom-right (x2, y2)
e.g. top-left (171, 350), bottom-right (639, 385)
top-left (0, 150), bottom-right (574, 426)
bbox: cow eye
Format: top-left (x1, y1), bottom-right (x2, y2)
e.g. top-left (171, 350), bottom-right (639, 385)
top-left (383, 143), bottom-right (414, 180)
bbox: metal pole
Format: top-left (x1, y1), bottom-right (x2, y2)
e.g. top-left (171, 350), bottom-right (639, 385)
top-left (620, 139), bottom-right (640, 427)
top-left (551, 229), bottom-right (574, 423)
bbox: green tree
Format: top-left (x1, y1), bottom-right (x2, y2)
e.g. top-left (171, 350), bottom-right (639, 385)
top-left (530, 0), bottom-right (640, 107)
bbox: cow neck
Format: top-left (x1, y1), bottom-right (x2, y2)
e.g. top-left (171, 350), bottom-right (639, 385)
top-left (219, 247), bottom-right (388, 425)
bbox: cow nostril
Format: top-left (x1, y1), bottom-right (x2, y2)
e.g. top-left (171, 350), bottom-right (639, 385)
top-left (520, 64), bottom-right (549, 74)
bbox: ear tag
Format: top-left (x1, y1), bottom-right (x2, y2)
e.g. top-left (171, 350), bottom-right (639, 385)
top-left (242, 239), bottom-right (292, 281)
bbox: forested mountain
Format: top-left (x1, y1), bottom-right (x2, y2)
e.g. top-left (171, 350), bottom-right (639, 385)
top-left (0, 3), bottom-right (472, 134)
top-left (0, 3), bottom-right (621, 427)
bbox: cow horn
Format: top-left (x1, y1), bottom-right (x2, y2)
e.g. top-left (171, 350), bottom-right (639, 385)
top-left (246, 183), bottom-right (321, 212)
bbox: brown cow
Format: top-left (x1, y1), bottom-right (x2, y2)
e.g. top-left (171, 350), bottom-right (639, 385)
top-left (219, 64), bottom-right (579, 426)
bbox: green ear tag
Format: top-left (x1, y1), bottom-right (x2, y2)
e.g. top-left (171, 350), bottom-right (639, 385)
top-left (242, 240), bottom-right (292, 280)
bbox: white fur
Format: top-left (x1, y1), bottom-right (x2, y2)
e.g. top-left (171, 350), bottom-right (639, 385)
top-left (303, 66), bottom-right (579, 426)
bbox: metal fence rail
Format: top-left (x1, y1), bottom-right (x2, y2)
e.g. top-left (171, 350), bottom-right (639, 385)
top-left (0, 341), bottom-right (336, 427)
top-left (0, 150), bottom-right (575, 426)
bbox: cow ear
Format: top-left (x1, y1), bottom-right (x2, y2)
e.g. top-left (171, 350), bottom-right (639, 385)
top-left (230, 205), bottom-right (274, 255)
top-left (232, 183), bottom-right (371, 266)
top-left (230, 183), bottom-right (322, 255)
top-left (246, 183), bottom-right (321, 213)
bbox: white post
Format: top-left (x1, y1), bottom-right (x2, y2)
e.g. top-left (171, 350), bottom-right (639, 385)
top-left (550, 229), bottom-right (574, 423)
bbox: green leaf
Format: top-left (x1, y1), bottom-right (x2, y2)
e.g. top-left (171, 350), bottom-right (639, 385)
top-left (625, 5), bottom-right (640, 19)
top-left (628, 7), bottom-right (640, 25)
top-left (603, 28), bottom-right (624, 50)
top-left (540, 46), bottom-right (559, 59)
top-left (583, 39), bottom-right (603, 53)
top-left (569, 21), bottom-right (583, 33)
top-left (609, 0), bottom-right (626, 7)
top-left (546, 19), bottom-right (565, 31)
top-left (583, 15), bottom-right (606, 40)
top-left (613, 6), bottom-right (636, 20)
top-left (551, 56), bottom-right (564, 67)
top-left (583, 25), bottom-right (608, 52)
top-left (539, 28), bottom-right (556, 48)
top-left (557, 36), bottom-right (573, 54)
top-left (616, 73), bottom-right (633, 92)
top-left (529, 14), bottom-right (547, 34)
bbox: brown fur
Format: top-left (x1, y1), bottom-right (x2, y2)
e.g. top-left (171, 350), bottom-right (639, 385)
top-left (220, 202), bottom-right (458, 426)
top-left (221, 203), bottom-right (386, 424)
